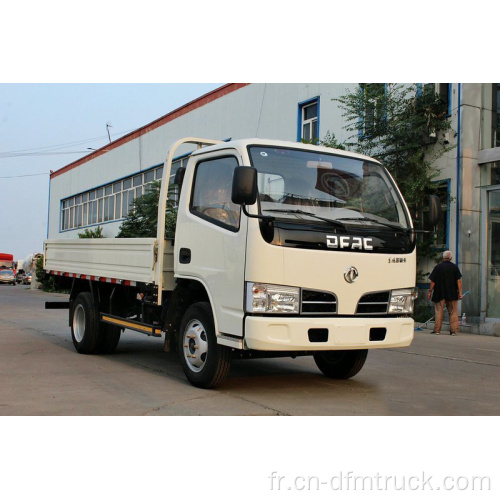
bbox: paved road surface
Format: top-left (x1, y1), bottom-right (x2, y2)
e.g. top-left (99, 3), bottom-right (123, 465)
top-left (1, 285), bottom-right (499, 415)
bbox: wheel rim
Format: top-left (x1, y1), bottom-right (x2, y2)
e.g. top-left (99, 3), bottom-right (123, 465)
top-left (73, 303), bottom-right (86, 343)
top-left (182, 319), bottom-right (208, 373)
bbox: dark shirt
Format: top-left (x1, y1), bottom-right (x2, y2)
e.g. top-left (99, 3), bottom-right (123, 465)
top-left (429, 261), bottom-right (462, 302)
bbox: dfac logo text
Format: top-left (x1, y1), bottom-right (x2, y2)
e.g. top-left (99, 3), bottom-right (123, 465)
top-left (326, 235), bottom-right (374, 250)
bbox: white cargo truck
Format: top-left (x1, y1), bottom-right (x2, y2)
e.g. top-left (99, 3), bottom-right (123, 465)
top-left (44, 137), bottom-right (440, 388)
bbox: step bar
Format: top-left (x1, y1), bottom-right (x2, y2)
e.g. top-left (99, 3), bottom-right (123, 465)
top-left (100, 313), bottom-right (162, 337)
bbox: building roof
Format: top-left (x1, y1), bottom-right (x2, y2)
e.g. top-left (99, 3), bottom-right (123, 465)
top-left (50, 83), bottom-right (250, 180)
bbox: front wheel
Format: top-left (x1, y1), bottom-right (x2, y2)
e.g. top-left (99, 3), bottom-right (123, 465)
top-left (178, 302), bottom-right (231, 388)
top-left (313, 349), bottom-right (368, 379)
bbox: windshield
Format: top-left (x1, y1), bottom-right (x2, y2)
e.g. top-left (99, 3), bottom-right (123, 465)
top-left (0, 270), bottom-right (13, 275)
top-left (248, 146), bottom-right (410, 230)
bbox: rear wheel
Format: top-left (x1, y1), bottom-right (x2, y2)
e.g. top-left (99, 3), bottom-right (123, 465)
top-left (71, 292), bottom-right (100, 354)
top-left (313, 349), bottom-right (368, 379)
top-left (178, 302), bottom-right (231, 388)
top-left (97, 323), bottom-right (121, 354)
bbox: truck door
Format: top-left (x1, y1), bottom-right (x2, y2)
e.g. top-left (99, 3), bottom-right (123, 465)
top-left (175, 150), bottom-right (247, 338)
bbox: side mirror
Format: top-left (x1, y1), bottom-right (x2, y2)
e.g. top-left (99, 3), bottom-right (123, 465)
top-left (232, 167), bottom-right (257, 206)
top-left (174, 166), bottom-right (186, 187)
top-left (428, 195), bottom-right (442, 227)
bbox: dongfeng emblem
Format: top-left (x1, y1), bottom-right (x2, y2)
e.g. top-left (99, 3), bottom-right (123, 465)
top-left (344, 266), bottom-right (359, 284)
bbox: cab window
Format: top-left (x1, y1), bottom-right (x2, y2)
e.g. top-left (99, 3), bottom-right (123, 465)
top-left (191, 156), bottom-right (241, 231)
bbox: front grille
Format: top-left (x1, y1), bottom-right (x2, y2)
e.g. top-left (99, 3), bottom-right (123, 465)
top-left (356, 291), bottom-right (390, 315)
top-left (301, 289), bottom-right (337, 314)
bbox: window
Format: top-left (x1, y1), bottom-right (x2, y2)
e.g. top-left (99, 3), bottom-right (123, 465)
top-left (359, 83), bottom-right (387, 138)
top-left (115, 192), bottom-right (121, 219)
top-left (438, 83), bottom-right (451, 117)
top-left (59, 161), bottom-right (185, 232)
top-left (434, 182), bottom-right (450, 247)
top-left (416, 83), bottom-right (435, 96)
top-left (486, 189), bottom-right (500, 317)
top-left (417, 181), bottom-right (450, 249)
top-left (90, 200), bottom-right (97, 224)
top-left (298, 98), bottom-right (319, 143)
top-left (144, 170), bottom-right (154, 184)
top-left (191, 156), bottom-right (240, 230)
top-left (122, 191), bottom-right (130, 217)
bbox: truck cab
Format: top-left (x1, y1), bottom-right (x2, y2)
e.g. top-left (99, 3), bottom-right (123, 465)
top-left (166, 139), bottom-right (417, 385)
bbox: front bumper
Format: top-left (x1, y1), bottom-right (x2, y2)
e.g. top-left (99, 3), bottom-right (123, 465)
top-left (244, 316), bottom-right (414, 351)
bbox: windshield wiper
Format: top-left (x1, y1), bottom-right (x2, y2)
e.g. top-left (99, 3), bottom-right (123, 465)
top-left (265, 209), bottom-right (346, 231)
top-left (336, 217), bottom-right (409, 232)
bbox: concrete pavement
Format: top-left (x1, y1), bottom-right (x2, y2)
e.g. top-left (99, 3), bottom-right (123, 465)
top-left (1, 285), bottom-right (499, 415)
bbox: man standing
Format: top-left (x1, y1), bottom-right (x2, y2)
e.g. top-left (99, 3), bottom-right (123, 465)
top-left (427, 250), bottom-right (463, 335)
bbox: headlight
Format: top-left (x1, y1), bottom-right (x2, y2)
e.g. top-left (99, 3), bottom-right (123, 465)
top-left (246, 282), bottom-right (300, 314)
top-left (388, 288), bottom-right (417, 314)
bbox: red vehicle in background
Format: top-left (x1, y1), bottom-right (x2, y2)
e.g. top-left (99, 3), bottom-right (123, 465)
top-left (0, 253), bottom-right (15, 271)
top-left (0, 254), bottom-right (16, 286)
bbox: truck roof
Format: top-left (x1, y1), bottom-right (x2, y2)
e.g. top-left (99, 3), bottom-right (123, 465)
top-left (191, 138), bottom-right (381, 165)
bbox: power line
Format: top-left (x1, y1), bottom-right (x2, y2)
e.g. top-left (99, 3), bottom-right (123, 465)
top-left (0, 135), bottom-right (109, 155)
top-left (0, 172), bottom-right (49, 179)
top-left (0, 151), bottom-right (92, 160)
top-left (0, 128), bottom-right (135, 157)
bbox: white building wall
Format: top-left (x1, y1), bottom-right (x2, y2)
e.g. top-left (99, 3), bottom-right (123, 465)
top-left (48, 83), bottom-right (357, 239)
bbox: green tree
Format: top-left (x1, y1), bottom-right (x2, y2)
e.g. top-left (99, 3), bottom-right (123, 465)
top-left (78, 226), bottom-right (103, 238)
top-left (334, 83), bottom-right (453, 268)
top-left (301, 130), bottom-right (346, 150)
top-left (117, 181), bottom-right (177, 238)
top-left (319, 131), bottom-right (345, 150)
top-left (35, 255), bottom-right (56, 292)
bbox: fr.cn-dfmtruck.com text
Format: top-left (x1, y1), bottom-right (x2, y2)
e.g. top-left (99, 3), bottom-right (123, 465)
top-left (268, 471), bottom-right (492, 492)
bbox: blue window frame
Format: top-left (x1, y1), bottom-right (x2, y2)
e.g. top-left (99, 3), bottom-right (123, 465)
top-left (297, 97), bottom-right (320, 143)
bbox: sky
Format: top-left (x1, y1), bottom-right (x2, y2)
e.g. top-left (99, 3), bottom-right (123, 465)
top-left (0, 83), bottom-right (222, 261)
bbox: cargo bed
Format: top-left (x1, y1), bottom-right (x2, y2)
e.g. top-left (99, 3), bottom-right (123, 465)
top-left (44, 238), bottom-right (175, 289)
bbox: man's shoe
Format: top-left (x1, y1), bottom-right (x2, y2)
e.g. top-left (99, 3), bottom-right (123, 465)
top-left (450, 332), bottom-right (457, 336)
top-left (431, 331), bottom-right (440, 335)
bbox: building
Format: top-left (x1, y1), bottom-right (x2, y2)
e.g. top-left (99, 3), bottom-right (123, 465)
top-left (47, 83), bottom-right (500, 334)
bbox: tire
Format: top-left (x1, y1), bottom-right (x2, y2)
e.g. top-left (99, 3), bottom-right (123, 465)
top-left (178, 302), bottom-right (231, 388)
top-left (313, 349), bottom-right (368, 379)
top-left (71, 292), bottom-right (100, 354)
top-left (96, 323), bottom-right (121, 354)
